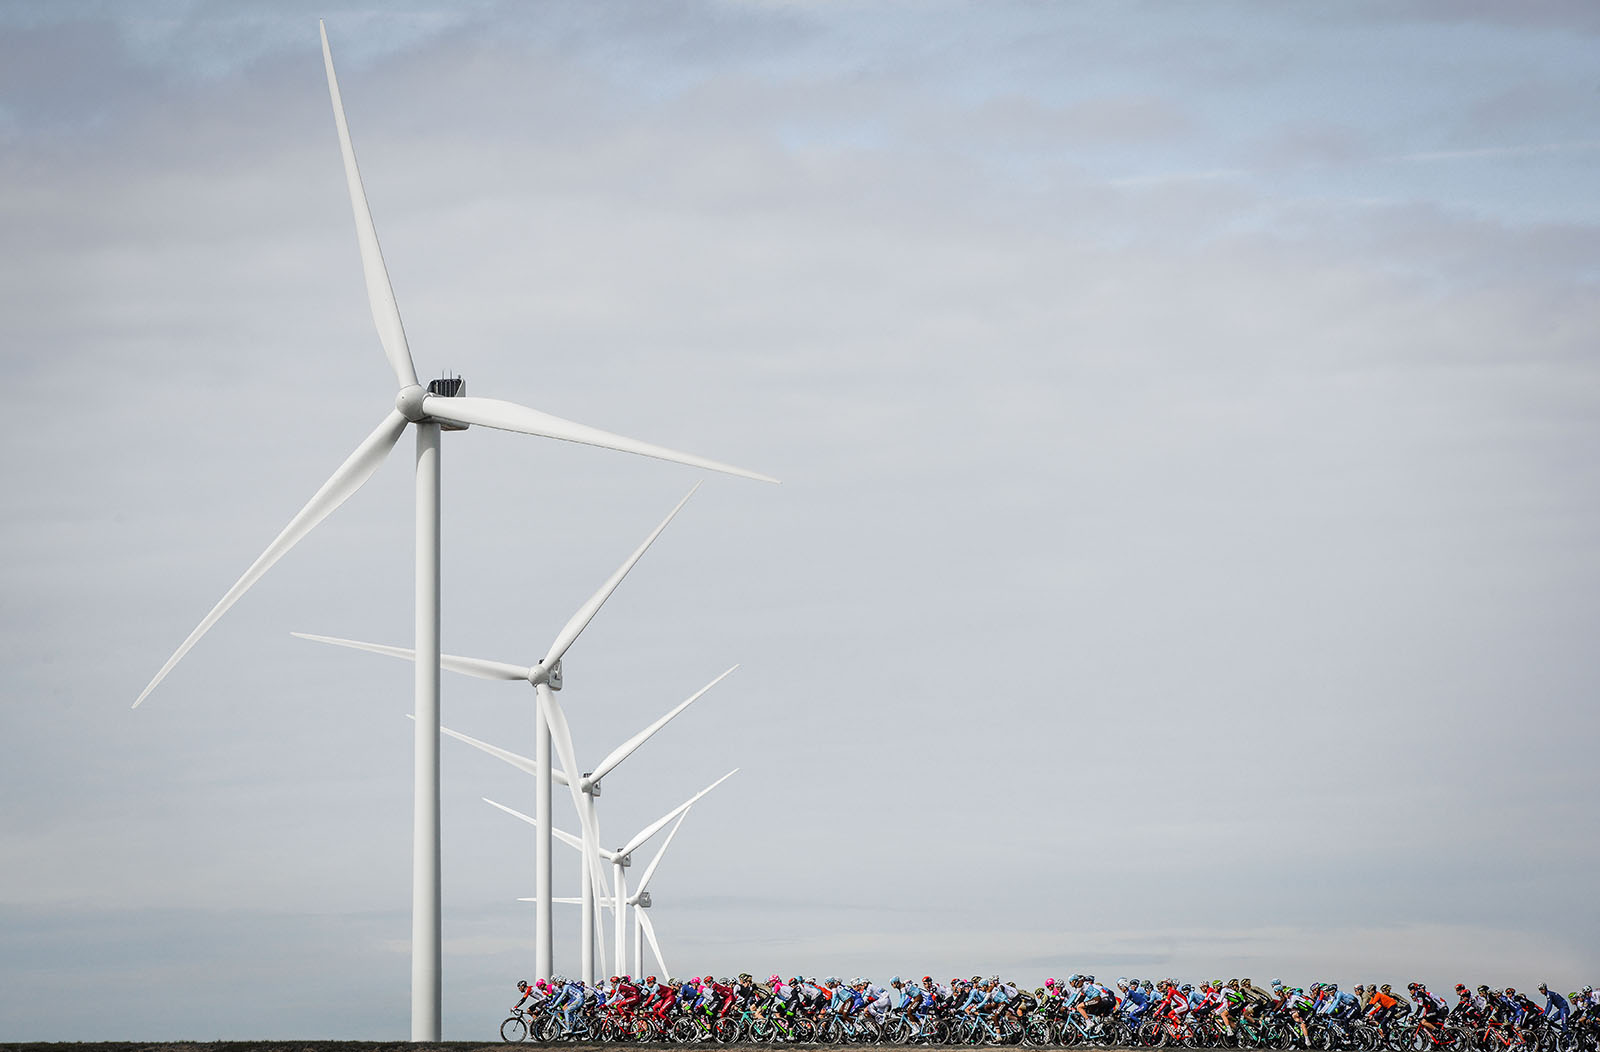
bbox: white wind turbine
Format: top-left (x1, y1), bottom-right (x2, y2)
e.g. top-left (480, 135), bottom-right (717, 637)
top-left (625, 808), bottom-right (694, 980)
top-left (132, 23), bottom-right (773, 1042)
top-left (485, 767), bottom-right (737, 980)
top-left (294, 485), bottom-right (706, 988)
top-left (428, 664), bottom-right (737, 981)
top-left (507, 808), bottom-right (693, 981)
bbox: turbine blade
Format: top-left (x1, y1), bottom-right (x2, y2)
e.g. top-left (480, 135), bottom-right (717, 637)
top-left (637, 909), bottom-right (668, 981)
top-left (134, 410), bottom-right (408, 708)
top-left (540, 485), bottom-right (698, 673)
top-left (518, 898), bottom-right (617, 910)
top-left (540, 686), bottom-right (617, 927)
top-left (426, 719), bottom-right (568, 788)
top-left (630, 810), bottom-right (689, 902)
top-left (481, 797), bottom-right (585, 851)
top-left (621, 768), bottom-right (737, 858)
top-left (319, 21), bottom-right (418, 389)
top-left (420, 395), bottom-right (778, 484)
top-left (291, 632), bottom-right (533, 682)
top-left (587, 666), bottom-right (737, 787)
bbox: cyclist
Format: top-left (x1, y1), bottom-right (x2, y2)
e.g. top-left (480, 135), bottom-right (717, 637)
top-left (609, 974), bottom-right (642, 1021)
top-left (1318, 982), bottom-right (1359, 1042)
top-left (643, 974), bottom-right (675, 1026)
top-left (960, 978), bottom-right (990, 1018)
top-left (1188, 982), bottom-right (1219, 1029)
top-left (545, 975), bottom-right (586, 1036)
top-left (1457, 984), bottom-right (1488, 1021)
top-left (801, 976), bottom-right (831, 1015)
top-left (734, 973), bottom-right (765, 1016)
top-left (1409, 982), bottom-right (1447, 1034)
top-left (1152, 979), bottom-right (1191, 1038)
top-left (1121, 976), bottom-right (1152, 1032)
top-left (1008, 978), bottom-right (1038, 1022)
top-left (859, 977), bottom-right (892, 1029)
top-left (1278, 981), bottom-right (1315, 1047)
top-left (1507, 987), bottom-right (1543, 1027)
top-left (983, 976), bottom-right (1014, 1024)
top-left (1365, 983), bottom-right (1403, 1037)
top-left (512, 978), bottom-right (544, 1014)
top-left (1536, 978), bottom-right (1561, 1029)
top-left (1216, 979), bottom-right (1246, 1035)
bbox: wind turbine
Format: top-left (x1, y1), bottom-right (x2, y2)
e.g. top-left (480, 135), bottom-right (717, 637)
top-left (626, 808), bottom-right (692, 979)
top-left (499, 805), bottom-right (693, 981)
top-left (486, 767), bottom-right (737, 979)
top-left (294, 485), bottom-right (709, 987)
top-left (429, 665), bottom-right (737, 981)
top-left (132, 23), bottom-right (773, 1042)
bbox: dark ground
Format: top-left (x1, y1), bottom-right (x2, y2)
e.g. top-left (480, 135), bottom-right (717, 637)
top-left (0, 1046), bottom-right (1072, 1052)
top-left (0, 1045), bottom-right (1000, 1050)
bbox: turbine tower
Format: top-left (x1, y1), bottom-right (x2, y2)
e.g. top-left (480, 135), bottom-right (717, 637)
top-left (294, 486), bottom-right (708, 988)
top-left (133, 24), bottom-right (773, 1042)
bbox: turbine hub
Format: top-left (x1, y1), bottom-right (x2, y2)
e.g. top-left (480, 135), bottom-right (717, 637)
top-left (395, 384), bottom-right (427, 422)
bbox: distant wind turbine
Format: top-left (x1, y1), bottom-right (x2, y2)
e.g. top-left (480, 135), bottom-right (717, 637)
top-left (432, 665), bottom-right (737, 981)
top-left (294, 486), bottom-right (708, 985)
top-left (488, 767), bottom-right (736, 980)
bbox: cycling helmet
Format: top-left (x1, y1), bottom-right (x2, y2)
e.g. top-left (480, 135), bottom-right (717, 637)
top-left (1270, 979), bottom-right (1284, 990)
top-left (923, 976), bottom-right (933, 984)
top-left (1506, 987), bottom-right (1517, 996)
top-left (517, 980), bottom-right (529, 990)
top-left (891, 976), bottom-right (902, 985)
top-left (646, 975), bottom-right (657, 984)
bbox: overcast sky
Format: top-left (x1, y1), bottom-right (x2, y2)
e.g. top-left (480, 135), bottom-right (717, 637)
top-left (3, 0), bottom-right (1598, 1040)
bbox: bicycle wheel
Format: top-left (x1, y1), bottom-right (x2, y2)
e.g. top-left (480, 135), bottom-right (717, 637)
top-left (1021, 1018), bottom-right (1052, 1047)
top-left (502, 1015), bottom-right (529, 1043)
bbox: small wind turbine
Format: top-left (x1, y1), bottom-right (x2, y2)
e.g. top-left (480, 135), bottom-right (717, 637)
top-left (432, 665), bottom-right (736, 981)
top-left (486, 768), bottom-right (736, 979)
top-left (626, 808), bottom-right (692, 979)
top-left (132, 24), bottom-right (773, 1040)
top-left (295, 486), bottom-right (704, 984)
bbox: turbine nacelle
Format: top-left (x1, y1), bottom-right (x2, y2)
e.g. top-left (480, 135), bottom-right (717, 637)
top-left (528, 658), bottom-right (562, 690)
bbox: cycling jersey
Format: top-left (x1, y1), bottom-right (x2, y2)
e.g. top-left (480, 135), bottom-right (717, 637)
top-left (1545, 990), bottom-right (1570, 1024)
top-left (1320, 991), bottom-right (1358, 1018)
